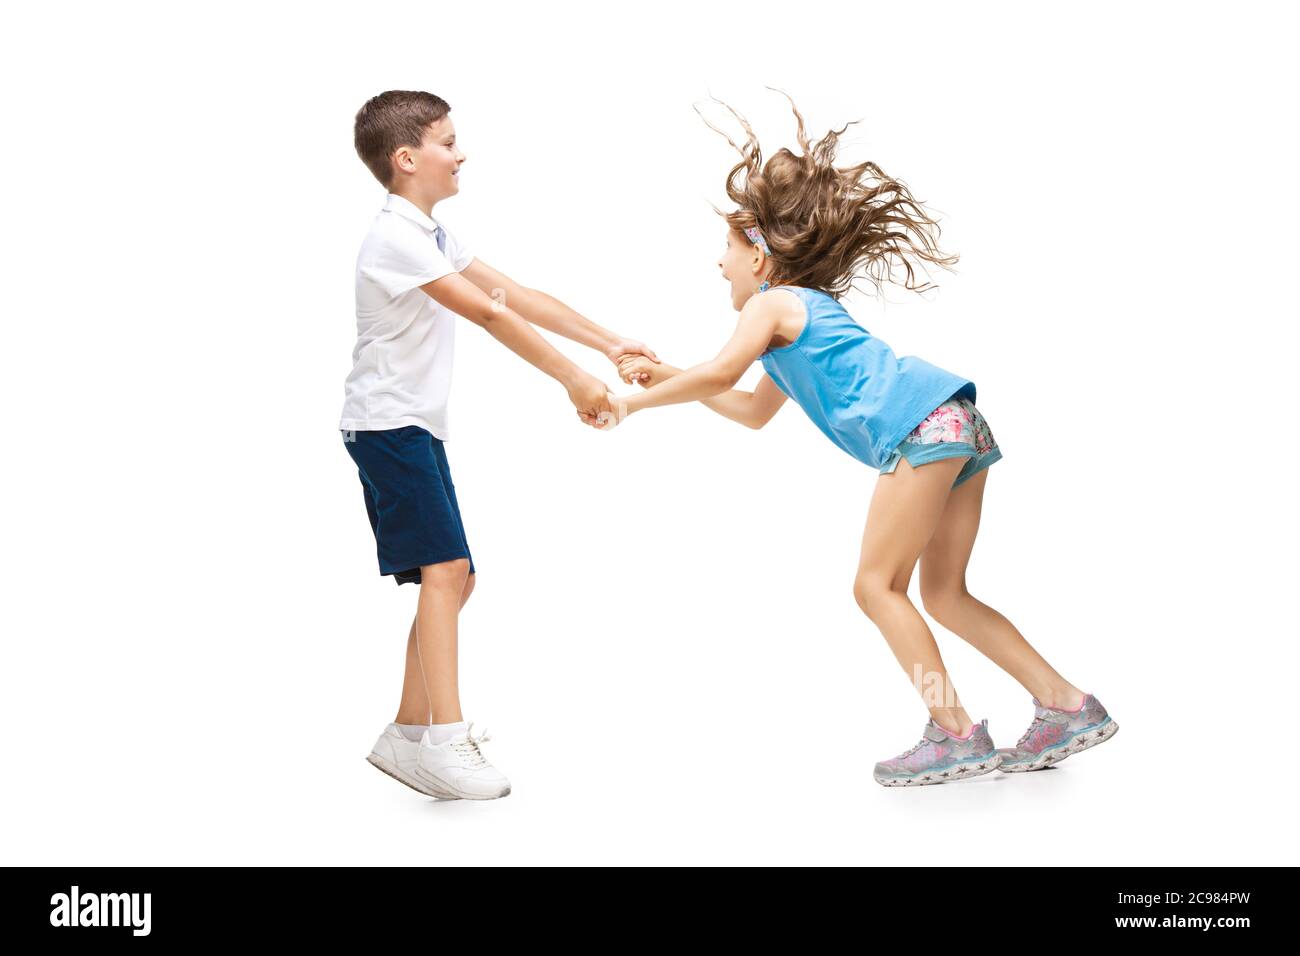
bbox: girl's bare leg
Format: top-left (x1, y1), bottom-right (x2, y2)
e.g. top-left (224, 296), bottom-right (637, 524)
top-left (855, 455), bottom-right (974, 736)
top-left (918, 467), bottom-right (1084, 710)
top-left (394, 569), bottom-right (476, 725)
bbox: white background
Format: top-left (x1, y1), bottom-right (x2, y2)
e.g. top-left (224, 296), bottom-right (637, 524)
top-left (2, 1), bottom-right (1296, 865)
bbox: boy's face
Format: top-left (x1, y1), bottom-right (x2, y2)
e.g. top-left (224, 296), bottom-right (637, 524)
top-left (391, 116), bottom-right (465, 201)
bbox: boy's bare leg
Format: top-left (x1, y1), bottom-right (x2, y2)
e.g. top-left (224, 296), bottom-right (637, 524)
top-left (395, 569), bottom-right (476, 725)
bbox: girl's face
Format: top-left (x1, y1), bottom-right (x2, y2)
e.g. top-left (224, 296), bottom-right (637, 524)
top-left (718, 227), bottom-right (771, 311)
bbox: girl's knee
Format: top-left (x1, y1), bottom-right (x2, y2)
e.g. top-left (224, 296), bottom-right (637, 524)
top-left (921, 586), bottom-right (969, 624)
top-left (853, 572), bottom-right (894, 618)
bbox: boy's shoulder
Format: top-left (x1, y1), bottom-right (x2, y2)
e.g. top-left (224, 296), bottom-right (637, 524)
top-left (362, 201), bottom-right (424, 242)
top-left (359, 201), bottom-right (469, 251)
top-left (353, 201), bottom-right (474, 300)
top-left (356, 205), bottom-right (431, 269)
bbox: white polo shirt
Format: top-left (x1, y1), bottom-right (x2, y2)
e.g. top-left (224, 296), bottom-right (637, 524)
top-left (340, 193), bottom-right (475, 440)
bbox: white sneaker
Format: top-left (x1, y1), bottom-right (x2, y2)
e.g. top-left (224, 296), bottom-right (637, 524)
top-left (366, 724), bottom-right (460, 800)
top-left (415, 722), bottom-right (512, 800)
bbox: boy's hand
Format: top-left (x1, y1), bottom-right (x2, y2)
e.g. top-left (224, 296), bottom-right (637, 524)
top-left (606, 339), bottom-right (659, 383)
top-left (567, 372), bottom-right (612, 426)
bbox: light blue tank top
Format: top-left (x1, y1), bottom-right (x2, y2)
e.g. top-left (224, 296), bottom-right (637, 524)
top-left (758, 286), bottom-right (977, 470)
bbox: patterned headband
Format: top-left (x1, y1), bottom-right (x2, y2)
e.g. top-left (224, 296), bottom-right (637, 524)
top-left (743, 226), bottom-right (771, 256)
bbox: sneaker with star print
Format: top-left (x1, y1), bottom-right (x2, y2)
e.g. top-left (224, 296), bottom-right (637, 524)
top-left (873, 717), bottom-right (1002, 787)
top-left (996, 693), bottom-right (1119, 772)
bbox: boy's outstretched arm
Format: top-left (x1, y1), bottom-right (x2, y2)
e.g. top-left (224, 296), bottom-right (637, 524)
top-left (618, 357), bottom-right (787, 429)
top-left (420, 271), bottom-right (611, 422)
top-left (459, 259), bottom-right (658, 378)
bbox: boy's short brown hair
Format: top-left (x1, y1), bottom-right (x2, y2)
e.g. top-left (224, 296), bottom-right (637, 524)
top-left (354, 91), bottom-right (451, 190)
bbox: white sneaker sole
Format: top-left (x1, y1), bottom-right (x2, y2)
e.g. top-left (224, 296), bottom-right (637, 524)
top-left (875, 752), bottom-right (1003, 787)
top-left (997, 718), bottom-right (1119, 772)
top-left (414, 765), bottom-right (511, 800)
top-left (366, 753), bottom-right (460, 800)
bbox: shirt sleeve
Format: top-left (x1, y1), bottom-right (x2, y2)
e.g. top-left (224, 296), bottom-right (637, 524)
top-left (440, 223), bottom-right (474, 272)
top-left (358, 222), bottom-right (457, 299)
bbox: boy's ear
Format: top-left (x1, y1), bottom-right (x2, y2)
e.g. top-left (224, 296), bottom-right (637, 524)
top-left (391, 145), bottom-right (415, 178)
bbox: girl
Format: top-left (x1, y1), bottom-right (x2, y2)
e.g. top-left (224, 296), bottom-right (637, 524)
top-left (605, 96), bottom-right (1119, 786)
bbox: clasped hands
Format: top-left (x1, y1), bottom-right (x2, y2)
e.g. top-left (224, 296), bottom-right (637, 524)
top-left (570, 340), bottom-right (664, 430)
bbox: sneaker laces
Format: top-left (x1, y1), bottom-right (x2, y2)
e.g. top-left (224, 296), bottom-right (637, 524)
top-left (450, 721), bottom-right (492, 769)
top-left (896, 726), bottom-right (933, 759)
top-left (1017, 716), bottom-right (1047, 749)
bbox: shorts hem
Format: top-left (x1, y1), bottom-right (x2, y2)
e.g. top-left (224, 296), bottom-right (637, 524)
top-left (382, 551), bottom-right (476, 585)
top-left (901, 442), bottom-right (978, 468)
top-left (953, 446), bottom-right (1003, 488)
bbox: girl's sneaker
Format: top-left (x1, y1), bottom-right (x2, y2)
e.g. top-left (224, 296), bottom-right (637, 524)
top-left (416, 722), bottom-right (512, 800)
top-left (366, 723), bottom-right (460, 799)
top-left (873, 717), bottom-right (1002, 787)
top-left (997, 693), bottom-right (1119, 772)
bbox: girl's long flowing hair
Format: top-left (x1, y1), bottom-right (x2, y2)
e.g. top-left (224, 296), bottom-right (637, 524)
top-left (698, 91), bottom-right (958, 299)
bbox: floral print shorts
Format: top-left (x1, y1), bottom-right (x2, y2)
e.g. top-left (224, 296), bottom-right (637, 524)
top-left (880, 394), bottom-right (1002, 488)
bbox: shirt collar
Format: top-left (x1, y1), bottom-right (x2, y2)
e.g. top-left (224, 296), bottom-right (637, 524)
top-left (384, 193), bottom-right (441, 234)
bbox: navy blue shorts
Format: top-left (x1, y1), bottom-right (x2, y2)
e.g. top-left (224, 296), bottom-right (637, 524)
top-left (342, 426), bottom-right (475, 586)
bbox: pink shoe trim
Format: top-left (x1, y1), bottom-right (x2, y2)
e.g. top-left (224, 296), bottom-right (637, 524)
top-left (1061, 693), bottom-right (1090, 713)
top-left (934, 719), bottom-right (977, 739)
top-left (1040, 693), bottom-right (1089, 714)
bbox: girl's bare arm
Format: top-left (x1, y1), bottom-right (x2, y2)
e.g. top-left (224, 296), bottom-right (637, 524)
top-left (604, 294), bottom-right (786, 424)
top-left (619, 358), bottom-right (787, 429)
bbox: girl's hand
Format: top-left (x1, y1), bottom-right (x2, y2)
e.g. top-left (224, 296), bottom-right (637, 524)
top-left (607, 339), bottom-right (659, 383)
top-left (594, 392), bottom-right (634, 430)
top-left (618, 354), bottom-right (659, 386)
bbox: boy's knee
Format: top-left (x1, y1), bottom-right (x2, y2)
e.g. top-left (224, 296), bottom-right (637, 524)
top-left (420, 558), bottom-right (471, 588)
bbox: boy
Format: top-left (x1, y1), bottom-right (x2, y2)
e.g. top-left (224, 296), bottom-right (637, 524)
top-left (341, 90), bottom-right (657, 800)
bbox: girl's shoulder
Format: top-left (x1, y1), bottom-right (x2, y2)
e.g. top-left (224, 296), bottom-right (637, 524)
top-left (748, 286), bottom-right (811, 354)
top-left (743, 286), bottom-right (808, 322)
top-left (766, 284), bottom-right (843, 311)
top-left (753, 284), bottom-right (811, 307)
